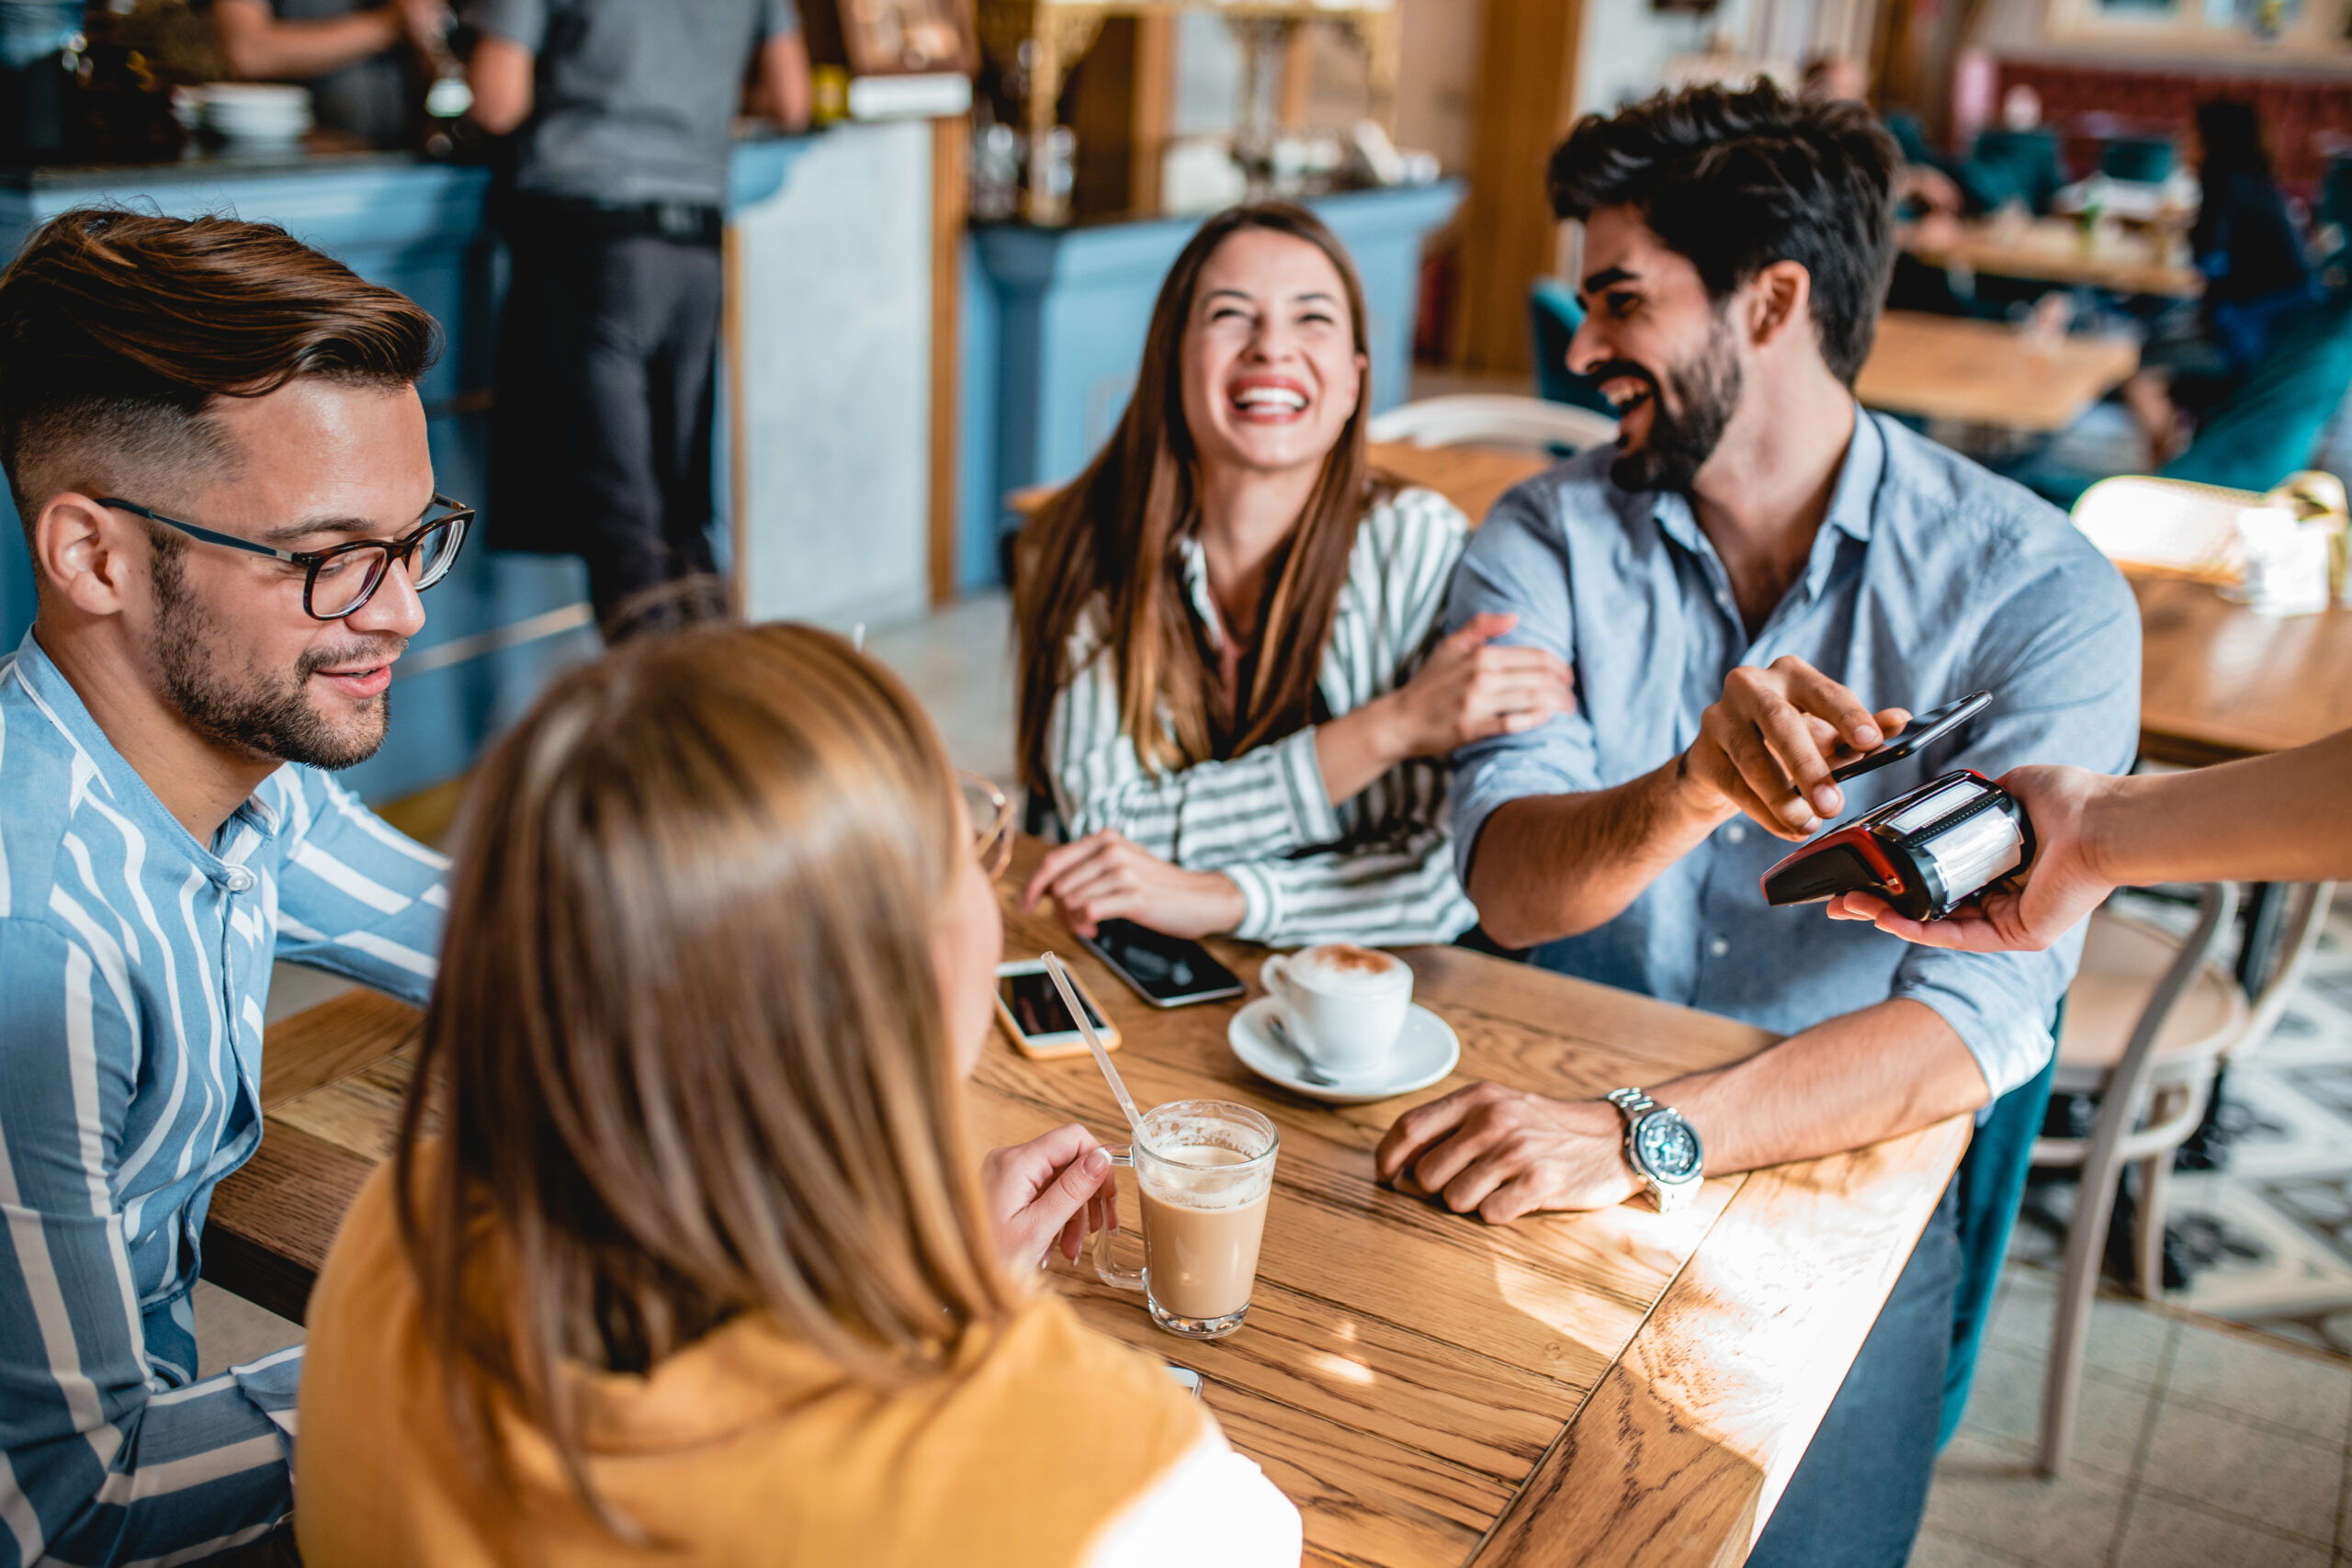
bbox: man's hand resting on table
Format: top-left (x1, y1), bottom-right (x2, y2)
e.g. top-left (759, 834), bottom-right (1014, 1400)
top-left (1374, 1086), bottom-right (1639, 1224)
top-left (1679, 655), bottom-right (1910, 841)
top-left (981, 1122), bottom-right (1118, 1269)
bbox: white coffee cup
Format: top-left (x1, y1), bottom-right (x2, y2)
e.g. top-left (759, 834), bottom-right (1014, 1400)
top-left (1258, 943), bottom-right (1412, 1077)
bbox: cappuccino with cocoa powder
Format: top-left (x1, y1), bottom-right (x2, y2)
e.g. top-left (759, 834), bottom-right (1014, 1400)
top-left (1261, 942), bottom-right (1414, 1077)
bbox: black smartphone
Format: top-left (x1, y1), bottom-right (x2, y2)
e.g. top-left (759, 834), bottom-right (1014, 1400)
top-left (1077, 919), bottom-right (1247, 1009)
top-left (1827, 691), bottom-right (1992, 784)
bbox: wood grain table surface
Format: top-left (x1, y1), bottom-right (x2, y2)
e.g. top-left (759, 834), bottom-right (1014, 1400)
top-left (1901, 216), bottom-right (2203, 299)
top-left (2132, 570), bottom-right (2352, 766)
top-left (1853, 310), bottom-right (2141, 432)
top-left (208, 837), bottom-right (1968, 1568)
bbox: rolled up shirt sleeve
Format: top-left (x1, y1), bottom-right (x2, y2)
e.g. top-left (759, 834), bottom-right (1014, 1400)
top-left (267, 770), bottom-right (447, 1008)
top-left (1888, 544), bottom-right (2143, 1100)
top-left (0, 919), bottom-right (299, 1568)
top-left (1224, 822), bottom-right (1476, 948)
top-left (1442, 481), bottom-right (1595, 886)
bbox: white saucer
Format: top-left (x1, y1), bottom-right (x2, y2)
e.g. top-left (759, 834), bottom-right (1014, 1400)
top-left (1227, 996), bottom-right (1460, 1106)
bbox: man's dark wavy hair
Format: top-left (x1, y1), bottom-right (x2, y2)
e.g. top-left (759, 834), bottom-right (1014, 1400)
top-left (1547, 80), bottom-right (1899, 386)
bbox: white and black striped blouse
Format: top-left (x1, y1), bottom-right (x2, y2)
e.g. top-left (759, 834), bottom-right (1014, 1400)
top-left (1043, 485), bottom-right (1479, 948)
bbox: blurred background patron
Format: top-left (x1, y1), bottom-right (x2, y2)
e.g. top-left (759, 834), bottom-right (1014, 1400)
top-left (464, 0), bottom-right (809, 640)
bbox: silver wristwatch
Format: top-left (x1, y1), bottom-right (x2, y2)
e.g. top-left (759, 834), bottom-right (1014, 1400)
top-left (1605, 1088), bottom-right (1704, 1213)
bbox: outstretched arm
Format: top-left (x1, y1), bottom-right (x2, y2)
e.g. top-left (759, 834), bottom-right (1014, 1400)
top-left (1835, 729), bottom-right (2352, 953)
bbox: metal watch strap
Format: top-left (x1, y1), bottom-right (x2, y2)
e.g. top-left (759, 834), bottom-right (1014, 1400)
top-left (1606, 1086), bottom-right (1696, 1213)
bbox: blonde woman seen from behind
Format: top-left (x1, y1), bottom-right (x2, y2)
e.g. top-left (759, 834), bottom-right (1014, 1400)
top-left (294, 624), bottom-right (1303, 1567)
top-left (1015, 202), bottom-right (1575, 951)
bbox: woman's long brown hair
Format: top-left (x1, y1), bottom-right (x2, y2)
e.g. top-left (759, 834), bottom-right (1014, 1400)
top-left (1014, 202), bottom-right (1384, 800)
top-left (392, 623), bottom-right (1022, 1535)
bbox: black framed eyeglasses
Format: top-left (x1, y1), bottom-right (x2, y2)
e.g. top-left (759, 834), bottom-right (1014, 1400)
top-left (97, 494), bottom-right (473, 621)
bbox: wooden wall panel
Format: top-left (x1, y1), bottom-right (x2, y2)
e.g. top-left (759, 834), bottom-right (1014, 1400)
top-left (1455, 0), bottom-right (1586, 376)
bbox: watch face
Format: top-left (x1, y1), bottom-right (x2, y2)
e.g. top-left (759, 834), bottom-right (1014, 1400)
top-left (1635, 1111), bottom-right (1702, 1181)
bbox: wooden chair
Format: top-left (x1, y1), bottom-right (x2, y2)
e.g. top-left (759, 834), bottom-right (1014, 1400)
top-left (2030, 879), bottom-right (2336, 1474)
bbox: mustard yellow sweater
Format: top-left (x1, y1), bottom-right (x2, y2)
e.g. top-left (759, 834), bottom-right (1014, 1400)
top-left (296, 1162), bottom-right (1209, 1567)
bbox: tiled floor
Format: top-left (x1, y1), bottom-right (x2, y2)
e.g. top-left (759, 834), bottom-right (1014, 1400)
top-left (1917, 1264), bottom-right (2352, 1567)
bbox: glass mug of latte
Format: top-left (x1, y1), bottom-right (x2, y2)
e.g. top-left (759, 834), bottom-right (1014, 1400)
top-left (1091, 1100), bottom-right (1279, 1339)
top-left (1259, 942), bottom-right (1412, 1077)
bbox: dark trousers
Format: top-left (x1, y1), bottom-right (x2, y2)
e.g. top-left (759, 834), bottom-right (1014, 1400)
top-left (1747, 1177), bottom-right (1962, 1568)
top-left (490, 221), bottom-right (726, 639)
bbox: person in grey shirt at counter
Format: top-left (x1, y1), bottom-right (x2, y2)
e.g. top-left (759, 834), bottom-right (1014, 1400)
top-left (1374, 83), bottom-right (2141, 1568)
top-left (466, 0), bottom-right (808, 640)
top-left (211, 0), bottom-right (443, 146)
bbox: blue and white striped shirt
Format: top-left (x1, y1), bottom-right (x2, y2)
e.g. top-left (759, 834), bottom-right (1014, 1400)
top-left (0, 631), bottom-right (447, 1566)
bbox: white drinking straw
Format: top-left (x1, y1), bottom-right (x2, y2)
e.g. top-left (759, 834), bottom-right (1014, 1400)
top-left (1042, 951), bottom-right (1148, 1145)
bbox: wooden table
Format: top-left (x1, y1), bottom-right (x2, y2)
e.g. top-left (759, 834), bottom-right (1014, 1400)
top-left (2131, 570), bottom-right (2352, 768)
top-left (209, 838), bottom-right (1968, 1568)
top-left (1854, 310), bottom-right (2141, 433)
top-left (1902, 215), bottom-right (2203, 299)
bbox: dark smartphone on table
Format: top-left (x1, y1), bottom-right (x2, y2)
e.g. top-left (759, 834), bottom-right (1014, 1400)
top-left (1077, 919), bottom-right (1247, 1009)
top-left (1826, 691), bottom-right (1992, 784)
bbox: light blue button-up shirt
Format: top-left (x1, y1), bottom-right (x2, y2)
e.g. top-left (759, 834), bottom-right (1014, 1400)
top-left (0, 632), bottom-right (446, 1566)
top-left (1447, 410), bottom-right (2142, 1098)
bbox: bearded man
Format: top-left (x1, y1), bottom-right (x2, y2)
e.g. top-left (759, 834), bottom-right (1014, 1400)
top-left (0, 209), bottom-right (459, 1564)
top-left (1374, 84), bottom-right (2140, 1568)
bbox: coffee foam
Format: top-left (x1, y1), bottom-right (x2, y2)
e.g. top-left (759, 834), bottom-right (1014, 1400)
top-left (1141, 1116), bottom-right (1272, 1211)
top-left (1292, 943), bottom-right (1408, 992)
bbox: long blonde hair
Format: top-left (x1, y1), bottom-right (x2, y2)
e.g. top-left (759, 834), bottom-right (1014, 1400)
top-left (1013, 202), bottom-right (1385, 799)
top-left (393, 623), bottom-right (1021, 1531)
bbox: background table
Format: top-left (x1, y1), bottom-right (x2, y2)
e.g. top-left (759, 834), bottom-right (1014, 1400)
top-left (2131, 571), bottom-right (2352, 768)
top-left (1901, 216), bottom-right (2203, 299)
top-left (1853, 311), bottom-right (2141, 433)
top-left (211, 839), bottom-right (1967, 1568)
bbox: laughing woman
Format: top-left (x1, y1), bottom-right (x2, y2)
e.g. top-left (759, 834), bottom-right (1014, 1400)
top-left (1015, 203), bottom-right (1574, 948)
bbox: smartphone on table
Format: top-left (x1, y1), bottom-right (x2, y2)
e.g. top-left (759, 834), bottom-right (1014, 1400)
top-left (1078, 919), bottom-right (1247, 1010)
top-left (994, 960), bottom-right (1120, 1060)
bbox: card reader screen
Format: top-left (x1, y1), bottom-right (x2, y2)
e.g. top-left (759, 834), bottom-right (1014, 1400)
top-left (1885, 777), bottom-right (1990, 836)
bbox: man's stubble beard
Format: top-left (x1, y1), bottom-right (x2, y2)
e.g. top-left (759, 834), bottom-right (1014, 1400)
top-left (1609, 312), bottom-right (1745, 496)
top-left (151, 547), bottom-right (392, 772)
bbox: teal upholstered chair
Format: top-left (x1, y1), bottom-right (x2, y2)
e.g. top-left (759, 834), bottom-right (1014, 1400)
top-left (2163, 288), bottom-right (2352, 492)
top-left (2100, 137), bottom-right (2176, 185)
top-left (2022, 288), bottom-right (2352, 509)
top-left (1960, 129), bottom-right (2066, 215)
top-left (1529, 277), bottom-right (1621, 418)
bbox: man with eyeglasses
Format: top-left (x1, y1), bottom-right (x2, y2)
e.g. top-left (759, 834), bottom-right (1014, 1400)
top-left (0, 208), bottom-right (462, 1563)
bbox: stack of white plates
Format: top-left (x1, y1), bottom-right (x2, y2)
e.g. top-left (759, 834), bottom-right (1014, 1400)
top-left (194, 84), bottom-right (313, 148)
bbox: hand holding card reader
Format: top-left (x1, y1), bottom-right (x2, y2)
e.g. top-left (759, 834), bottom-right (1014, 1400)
top-left (1760, 692), bottom-right (2035, 921)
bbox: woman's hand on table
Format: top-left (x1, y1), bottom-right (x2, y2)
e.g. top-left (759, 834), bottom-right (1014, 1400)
top-left (1374, 1084), bottom-right (1638, 1224)
top-left (980, 1122), bottom-right (1119, 1269)
top-left (1022, 830), bottom-right (1246, 940)
top-left (1827, 763), bottom-right (2117, 953)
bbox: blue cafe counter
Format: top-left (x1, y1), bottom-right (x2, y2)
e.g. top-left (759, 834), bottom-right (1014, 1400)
top-left (0, 141), bottom-right (1461, 806)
